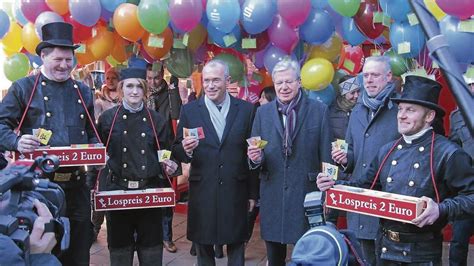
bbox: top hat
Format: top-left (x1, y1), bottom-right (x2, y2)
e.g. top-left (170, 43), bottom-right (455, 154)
top-left (36, 22), bottom-right (80, 55)
top-left (120, 68), bottom-right (147, 81)
top-left (391, 75), bottom-right (445, 116)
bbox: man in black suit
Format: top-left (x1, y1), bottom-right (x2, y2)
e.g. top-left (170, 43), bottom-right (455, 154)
top-left (172, 59), bottom-right (257, 266)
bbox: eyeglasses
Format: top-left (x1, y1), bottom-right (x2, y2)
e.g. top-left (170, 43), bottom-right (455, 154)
top-left (203, 78), bottom-right (223, 86)
top-left (274, 79), bottom-right (299, 87)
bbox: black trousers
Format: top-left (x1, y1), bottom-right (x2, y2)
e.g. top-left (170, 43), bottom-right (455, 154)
top-left (196, 242), bottom-right (245, 266)
top-left (60, 183), bottom-right (93, 266)
top-left (449, 217), bottom-right (474, 266)
top-left (265, 241), bottom-right (287, 266)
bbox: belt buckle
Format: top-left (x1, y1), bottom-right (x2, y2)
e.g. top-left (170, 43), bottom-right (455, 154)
top-left (54, 173), bottom-right (72, 182)
top-left (388, 230), bottom-right (400, 242)
top-left (127, 181), bottom-right (139, 189)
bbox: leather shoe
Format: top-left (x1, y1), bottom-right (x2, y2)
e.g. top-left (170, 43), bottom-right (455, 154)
top-left (190, 243), bottom-right (196, 256)
top-left (214, 245), bottom-right (224, 258)
top-left (163, 241), bottom-right (177, 253)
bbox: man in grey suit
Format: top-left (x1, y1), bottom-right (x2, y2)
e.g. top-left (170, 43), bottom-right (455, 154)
top-left (248, 59), bottom-right (332, 266)
top-left (172, 60), bottom-right (257, 266)
top-left (331, 56), bottom-right (400, 265)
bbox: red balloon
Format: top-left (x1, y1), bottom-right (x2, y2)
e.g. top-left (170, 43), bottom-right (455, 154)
top-left (337, 45), bottom-right (365, 75)
top-left (354, 0), bottom-right (384, 39)
top-left (63, 14), bottom-right (93, 43)
top-left (206, 44), bottom-right (245, 62)
top-left (242, 31), bottom-right (270, 52)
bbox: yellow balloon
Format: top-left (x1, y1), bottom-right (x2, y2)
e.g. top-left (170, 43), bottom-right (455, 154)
top-left (21, 23), bottom-right (40, 55)
top-left (88, 26), bottom-right (115, 60)
top-left (2, 22), bottom-right (22, 53)
top-left (301, 58), bottom-right (335, 91)
top-left (308, 33), bottom-right (343, 62)
top-left (424, 0), bottom-right (446, 21)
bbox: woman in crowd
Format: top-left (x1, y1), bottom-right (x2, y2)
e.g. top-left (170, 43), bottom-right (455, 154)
top-left (97, 68), bottom-right (177, 266)
top-left (258, 86), bottom-right (276, 106)
top-left (95, 68), bottom-right (120, 120)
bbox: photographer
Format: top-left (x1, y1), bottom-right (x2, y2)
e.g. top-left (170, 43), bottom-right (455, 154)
top-left (0, 199), bottom-right (60, 265)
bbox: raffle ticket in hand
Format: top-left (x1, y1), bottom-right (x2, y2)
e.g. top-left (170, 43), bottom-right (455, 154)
top-left (322, 162), bottom-right (339, 180)
top-left (246, 136), bottom-right (268, 149)
top-left (183, 127), bottom-right (205, 139)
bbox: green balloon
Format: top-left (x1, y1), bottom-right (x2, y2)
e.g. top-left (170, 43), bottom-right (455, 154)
top-left (385, 49), bottom-right (411, 76)
top-left (4, 53), bottom-right (30, 82)
top-left (165, 48), bottom-right (194, 78)
top-left (138, 0), bottom-right (169, 34)
top-left (328, 0), bottom-right (361, 17)
top-left (214, 53), bottom-right (244, 83)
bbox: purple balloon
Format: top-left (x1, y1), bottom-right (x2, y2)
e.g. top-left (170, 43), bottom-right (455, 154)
top-left (69, 0), bottom-right (102, 27)
top-left (268, 15), bottom-right (299, 54)
top-left (20, 0), bottom-right (51, 23)
top-left (254, 44), bottom-right (271, 69)
top-left (264, 45), bottom-right (297, 73)
top-left (35, 12), bottom-right (64, 39)
top-left (100, 7), bottom-right (113, 22)
top-left (169, 0), bottom-right (203, 32)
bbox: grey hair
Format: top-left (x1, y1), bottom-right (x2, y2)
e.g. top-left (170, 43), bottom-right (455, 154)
top-left (40, 46), bottom-right (74, 57)
top-left (364, 56), bottom-right (391, 74)
top-left (203, 59), bottom-right (230, 78)
top-left (272, 58), bottom-right (301, 80)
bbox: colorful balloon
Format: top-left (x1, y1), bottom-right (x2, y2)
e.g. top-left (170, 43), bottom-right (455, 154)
top-left (69, 0), bottom-right (102, 27)
top-left (301, 58), bottom-right (335, 91)
top-left (13, 1), bottom-right (28, 26)
top-left (268, 15), bottom-right (299, 54)
top-left (337, 45), bottom-right (364, 75)
top-left (308, 33), bottom-right (343, 62)
top-left (384, 48), bottom-right (411, 76)
top-left (389, 21), bottom-right (426, 58)
top-left (341, 17), bottom-right (366, 46)
top-left (35, 11), bottom-right (64, 39)
top-left (263, 45), bottom-right (297, 73)
top-left (307, 84), bottom-right (335, 105)
top-left (207, 0), bottom-right (241, 34)
top-left (2, 22), bottom-right (23, 54)
top-left (424, 0), bottom-right (446, 21)
top-left (45, 0), bottom-right (69, 15)
top-left (138, 0), bottom-right (169, 34)
top-left (20, 0), bottom-right (51, 23)
top-left (207, 23), bottom-right (242, 48)
top-left (75, 44), bottom-right (97, 65)
top-left (277, 0), bottom-right (311, 28)
top-left (21, 23), bottom-right (41, 55)
top-left (214, 53), bottom-right (245, 82)
top-left (169, 0), bottom-right (203, 32)
top-left (379, 0), bottom-right (411, 22)
top-left (0, 10), bottom-right (10, 39)
top-left (63, 15), bottom-right (93, 43)
top-left (142, 27), bottom-right (173, 60)
top-left (100, 0), bottom-right (126, 12)
top-left (165, 48), bottom-right (194, 78)
top-left (187, 24), bottom-right (208, 52)
top-left (300, 9), bottom-right (335, 45)
top-left (437, 0), bottom-right (474, 20)
top-left (328, 0), bottom-right (361, 17)
top-left (113, 3), bottom-right (145, 42)
top-left (4, 53), bottom-right (30, 81)
top-left (88, 25), bottom-right (115, 60)
top-left (440, 16), bottom-right (474, 64)
top-left (241, 0), bottom-right (276, 34)
top-left (354, 0), bottom-right (384, 39)
top-left (111, 32), bottom-right (131, 63)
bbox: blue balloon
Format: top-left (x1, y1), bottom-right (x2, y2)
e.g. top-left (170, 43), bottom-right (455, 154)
top-left (128, 55), bottom-right (148, 69)
top-left (380, 0), bottom-right (411, 22)
top-left (0, 10), bottom-right (10, 39)
top-left (100, 0), bottom-right (126, 12)
top-left (26, 53), bottom-right (43, 68)
top-left (341, 17), bottom-right (366, 46)
top-left (440, 16), bottom-right (474, 64)
top-left (300, 9), bottom-right (335, 45)
top-left (263, 45), bottom-right (297, 74)
top-left (241, 0), bottom-right (276, 34)
top-left (207, 23), bottom-right (242, 48)
top-left (207, 0), bottom-right (241, 34)
top-left (389, 21), bottom-right (426, 58)
top-left (307, 84), bottom-right (335, 106)
top-left (311, 0), bottom-right (328, 9)
top-left (13, 1), bottom-right (28, 26)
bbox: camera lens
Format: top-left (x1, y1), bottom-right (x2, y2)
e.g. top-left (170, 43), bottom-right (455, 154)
top-left (37, 155), bottom-right (60, 173)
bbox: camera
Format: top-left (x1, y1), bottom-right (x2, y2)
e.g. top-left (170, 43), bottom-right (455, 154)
top-left (303, 191), bottom-right (326, 228)
top-left (0, 154), bottom-right (70, 261)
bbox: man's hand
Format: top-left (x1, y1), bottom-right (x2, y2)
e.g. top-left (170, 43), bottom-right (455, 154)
top-left (247, 145), bottom-right (262, 163)
top-left (331, 149), bottom-right (347, 166)
top-left (182, 136), bottom-right (199, 154)
top-left (411, 196), bottom-right (440, 228)
top-left (162, 159), bottom-right (178, 176)
top-left (17, 135), bottom-right (40, 153)
top-left (316, 173), bottom-right (335, 192)
top-left (30, 199), bottom-right (57, 254)
top-left (248, 199), bottom-right (256, 212)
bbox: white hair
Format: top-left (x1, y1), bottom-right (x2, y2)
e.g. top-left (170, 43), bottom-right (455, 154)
top-left (272, 58), bottom-right (301, 80)
top-left (364, 56), bottom-right (391, 74)
top-left (203, 59), bottom-right (230, 78)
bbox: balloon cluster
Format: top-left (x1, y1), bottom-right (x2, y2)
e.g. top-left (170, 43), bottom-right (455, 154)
top-left (0, 0), bottom-right (472, 90)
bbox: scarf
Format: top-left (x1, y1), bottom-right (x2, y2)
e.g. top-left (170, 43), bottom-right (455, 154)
top-left (205, 93), bottom-right (230, 141)
top-left (336, 95), bottom-right (356, 113)
top-left (361, 82), bottom-right (395, 113)
top-left (122, 100), bottom-right (144, 113)
top-left (147, 81), bottom-right (168, 110)
top-left (276, 89), bottom-right (302, 157)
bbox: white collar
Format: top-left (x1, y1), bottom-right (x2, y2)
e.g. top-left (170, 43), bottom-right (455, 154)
top-left (403, 127), bottom-right (433, 144)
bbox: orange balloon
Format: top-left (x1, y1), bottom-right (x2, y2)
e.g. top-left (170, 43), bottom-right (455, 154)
top-left (259, 69), bottom-right (273, 88)
top-left (308, 33), bottom-right (343, 62)
top-left (76, 44), bottom-right (97, 66)
top-left (142, 27), bottom-right (173, 60)
top-left (187, 24), bottom-right (207, 52)
top-left (2, 22), bottom-right (23, 54)
top-left (45, 0), bottom-right (69, 15)
top-left (88, 26), bottom-right (115, 60)
top-left (113, 3), bottom-right (145, 42)
top-left (111, 32), bottom-right (131, 63)
top-left (21, 23), bottom-right (41, 55)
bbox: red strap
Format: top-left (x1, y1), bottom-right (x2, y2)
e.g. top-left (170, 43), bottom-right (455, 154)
top-left (15, 74), bottom-right (41, 135)
top-left (370, 138), bottom-right (403, 190)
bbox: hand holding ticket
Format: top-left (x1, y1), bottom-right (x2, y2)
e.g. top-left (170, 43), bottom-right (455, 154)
top-left (331, 139), bottom-right (348, 153)
top-left (322, 162), bottom-right (339, 180)
top-left (157, 150), bottom-right (172, 162)
top-left (246, 136), bottom-right (268, 149)
top-left (33, 128), bottom-right (53, 145)
top-left (183, 127), bottom-right (205, 139)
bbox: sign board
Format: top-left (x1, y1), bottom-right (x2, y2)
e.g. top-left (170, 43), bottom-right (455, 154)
top-left (326, 185), bottom-right (426, 224)
top-left (14, 145), bottom-right (106, 167)
top-left (93, 188), bottom-right (175, 211)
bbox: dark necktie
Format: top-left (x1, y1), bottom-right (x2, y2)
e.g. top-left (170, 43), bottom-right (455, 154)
top-left (216, 105), bottom-right (222, 112)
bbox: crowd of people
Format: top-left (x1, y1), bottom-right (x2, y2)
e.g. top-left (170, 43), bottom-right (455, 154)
top-left (0, 21), bottom-right (473, 266)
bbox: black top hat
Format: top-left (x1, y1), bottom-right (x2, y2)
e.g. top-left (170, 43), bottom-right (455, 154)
top-left (120, 68), bottom-right (147, 81)
top-left (36, 22), bottom-right (80, 55)
top-left (391, 75), bottom-right (445, 116)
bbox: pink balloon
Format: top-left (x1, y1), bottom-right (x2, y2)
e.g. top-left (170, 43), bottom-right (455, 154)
top-left (277, 0), bottom-right (311, 27)
top-left (20, 0), bottom-right (52, 23)
top-left (437, 0), bottom-right (474, 20)
top-left (169, 0), bottom-right (203, 32)
top-left (268, 15), bottom-right (299, 54)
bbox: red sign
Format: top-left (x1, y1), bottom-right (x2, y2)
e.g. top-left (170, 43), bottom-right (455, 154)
top-left (14, 145), bottom-right (106, 167)
top-left (93, 188), bottom-right (175, 211)
top-left (326, 185), bottom-right (426, 224)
